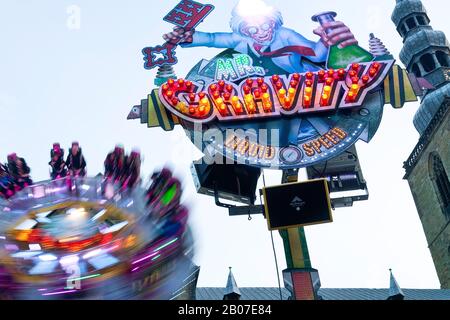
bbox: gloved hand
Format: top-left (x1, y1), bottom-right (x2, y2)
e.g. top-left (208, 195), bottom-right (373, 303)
top-left (313, 21), bottom-right (358, 49)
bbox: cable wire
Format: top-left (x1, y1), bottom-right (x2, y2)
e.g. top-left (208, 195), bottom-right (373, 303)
top-left (261, 170), bottom-right (283, 300)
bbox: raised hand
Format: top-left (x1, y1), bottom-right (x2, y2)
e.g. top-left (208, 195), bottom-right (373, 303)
top-left (313, 21), bottom-right (358, 49)
top-left (162, 27), bottom-right (195, 45)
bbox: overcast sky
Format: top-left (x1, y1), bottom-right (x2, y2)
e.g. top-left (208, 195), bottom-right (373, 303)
top-left (0, 0), bottom-right (446, 289)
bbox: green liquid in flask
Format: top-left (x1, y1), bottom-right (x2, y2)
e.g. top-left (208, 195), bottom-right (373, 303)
top-left (312, 11), bottom-right (374, 70)
top-left (326, 44), bottom-right (374, 70)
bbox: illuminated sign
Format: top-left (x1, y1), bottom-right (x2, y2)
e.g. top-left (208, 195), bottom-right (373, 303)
top-left (134, 1), bottom-right (417, 170)
top-left (159, 60), bottom-right (393, 124)
top-left (215, 54), bottom-right (266, 82)
top-left (153, 58), bottom-right (395, 169)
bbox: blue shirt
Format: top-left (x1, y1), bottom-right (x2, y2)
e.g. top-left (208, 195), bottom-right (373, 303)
top-left (182, 27), bottom-right (328, 73)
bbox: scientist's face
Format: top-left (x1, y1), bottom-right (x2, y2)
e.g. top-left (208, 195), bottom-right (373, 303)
top-left (240, 17), bottom-right (276, 45)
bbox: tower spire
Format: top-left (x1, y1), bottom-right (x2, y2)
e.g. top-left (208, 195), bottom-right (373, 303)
top-left (387, 269), bottom-right (405, 300)
top-left (392, 0), bottom-right (450, 134)
top-left (223, 267), bottom-right (241, 300)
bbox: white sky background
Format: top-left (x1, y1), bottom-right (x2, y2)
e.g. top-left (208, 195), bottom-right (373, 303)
top-left (0, 0), bottom-right (446, 289)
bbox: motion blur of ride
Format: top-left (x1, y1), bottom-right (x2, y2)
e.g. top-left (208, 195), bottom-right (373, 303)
top-left (104, 145), bottom-right (142, 191)
top-left (0, 143), bottom-right (194, 300)
top-left (0, 153), bottom-right (32, 199)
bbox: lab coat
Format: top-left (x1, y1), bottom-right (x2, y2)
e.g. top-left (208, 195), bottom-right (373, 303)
top-left (182, 26), bottom-right (329, 73)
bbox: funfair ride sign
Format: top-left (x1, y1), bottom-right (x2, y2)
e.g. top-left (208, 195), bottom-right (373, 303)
top-left (158, 60), bottom-right (394, 169)
top-left (142, 0), bottom-right (399, 169)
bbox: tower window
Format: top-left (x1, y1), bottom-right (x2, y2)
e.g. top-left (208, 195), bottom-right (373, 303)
top-left (400, 25), bottom-right (407, 37)
top-left (412, 63), bottom-right (422, 77)
top-left (429, 152), bottom-right (450, 220)
top-left (436, 51), bottom-right (450, 68)
top-left (406, 17), bottom-right (417, 30)
top-left (420, 53), bottom-right (436, 73)
top-left (416, 15), bottom-right (427, 26)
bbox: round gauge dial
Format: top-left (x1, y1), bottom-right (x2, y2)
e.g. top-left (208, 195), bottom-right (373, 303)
top-left (279, 146), bottom-right (303, 164)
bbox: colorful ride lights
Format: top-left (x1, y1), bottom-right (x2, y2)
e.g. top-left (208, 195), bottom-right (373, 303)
top-left (321, 85), bottom-right (332, 106)
top-left (270, 74), bottom-right (300, 111)
top-left (231, 96), bottom-right (244, 113)
top-left (159, 60), bottom-right (392, 123)
top-left (262, 93), bottom-right (273, 112)
top-left (161, 79), bottom-right (211, 118)
top-left (344, 62), bottom-right (382, 103)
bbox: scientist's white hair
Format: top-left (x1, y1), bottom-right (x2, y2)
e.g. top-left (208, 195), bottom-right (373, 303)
top-left (230, 0), bottom-right (283, 34)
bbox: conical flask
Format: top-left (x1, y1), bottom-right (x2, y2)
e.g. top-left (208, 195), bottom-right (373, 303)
top-left (312, 12), bottom-right (374, 69)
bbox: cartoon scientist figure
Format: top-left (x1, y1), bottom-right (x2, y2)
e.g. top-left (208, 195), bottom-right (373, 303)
top-left (163, 0), bottom-right (358, 75)
top-left (163, 0), bottom-right (360, 147)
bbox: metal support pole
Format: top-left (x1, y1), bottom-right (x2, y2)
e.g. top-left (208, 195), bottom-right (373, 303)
top-left (279, 228), bottom-right (311, 269)
top-left (279, 169), bottom-right (320, 300)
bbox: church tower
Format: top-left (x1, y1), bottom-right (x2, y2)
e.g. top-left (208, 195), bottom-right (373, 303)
top-left (392, 0), bottom-right (450, 288)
